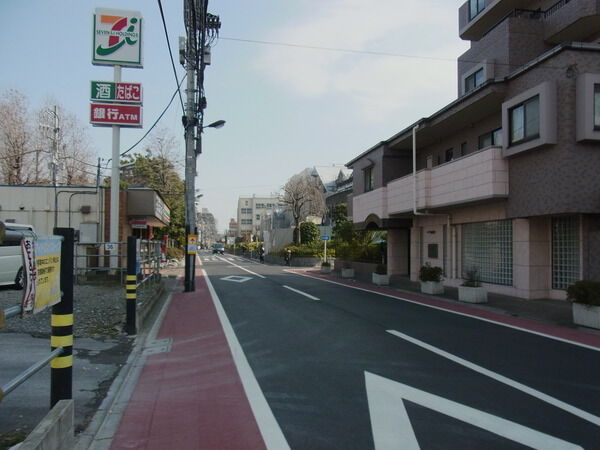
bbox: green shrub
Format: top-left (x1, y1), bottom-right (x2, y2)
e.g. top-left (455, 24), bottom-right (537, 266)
top-left (419, 263), bottom-right (443, 282)
top-left (166, 246), bottom-right (183, 260)
top-left (321, 261), bottom-right (331, 267)
top-left (375, 264), bottom-right (387, 275)
top-left (300, 222), bottom-right (319, 245)
top-left (462, 267), bottom-right (481, 287)
top-left (567, 280), bottom-right (600, 306)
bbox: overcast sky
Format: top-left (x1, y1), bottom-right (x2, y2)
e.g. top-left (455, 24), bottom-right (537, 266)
top-left (0, 0), bottom-right (469, 232)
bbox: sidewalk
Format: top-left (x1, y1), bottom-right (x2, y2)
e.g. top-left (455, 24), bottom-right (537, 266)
top-left (80, 273), bottom-right (267, 450)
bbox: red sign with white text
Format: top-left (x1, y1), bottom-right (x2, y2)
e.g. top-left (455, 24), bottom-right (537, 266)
top-left (90, 103), bottom-right (142, 127)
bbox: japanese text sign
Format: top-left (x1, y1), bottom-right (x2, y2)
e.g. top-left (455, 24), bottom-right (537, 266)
top-left (91, 81), bottom-right (142, 103)
top-left (90, 103), bottom-right (143, 127)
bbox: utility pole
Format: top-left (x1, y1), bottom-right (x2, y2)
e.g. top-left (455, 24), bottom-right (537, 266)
top-left (181, 0), bottom-right (220, 292)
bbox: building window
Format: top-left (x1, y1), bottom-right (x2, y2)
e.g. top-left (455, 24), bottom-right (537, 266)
top-left (594, 84), bottom-right (600, 129)
top-left (256, 214), bottom-right (260, 221)
top-left (478, 128), bottom-right (502, 149)
top-left (460, 142), bottom-right (467, 157)
top-left (364, 166), bottom-right (374, 192)
top-left (462, 220), bottom-right (512, 286)
top-left (552, 216), bottom-right (580, 290)
top-left (241, 219), bottom-right (252, 225)
top-left (509, 96), bottom-right (539, 146)
top-left (464, 68), bottom-right (484, 94)
top-left (469, 0), bottom-right (485, 20)
top-left (241, 208), bottom-right (253, 214)
top-left (445, 148), bottom-right (454, 162)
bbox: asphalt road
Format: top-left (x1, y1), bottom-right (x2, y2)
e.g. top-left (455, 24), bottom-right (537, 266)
top-left (201, 254), bottom-right (600, 450)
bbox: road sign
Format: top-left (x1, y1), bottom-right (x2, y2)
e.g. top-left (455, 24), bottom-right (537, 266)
top-left (321, 235), bottom-right (330, 241)
top-left (187, 234), bottom-right (198, 255)
top-left (90, 103), bottom-right (142, 127)
top-left (91, 81), bottom-right (142, 103)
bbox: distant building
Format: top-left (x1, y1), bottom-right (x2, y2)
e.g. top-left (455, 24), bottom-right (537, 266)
top-left (236, 195), bottom-right (279, 241)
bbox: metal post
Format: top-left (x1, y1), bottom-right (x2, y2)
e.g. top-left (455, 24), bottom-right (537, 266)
top-left (51, 228), bottom-right (74, 408)
top-left (125, 236), bottom-right (137, 335)
top-left (52, 106), bottom-right (59, 229)
top-left (110, 65), bottom-right (122, 271)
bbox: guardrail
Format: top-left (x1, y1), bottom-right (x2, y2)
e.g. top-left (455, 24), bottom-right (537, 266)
top-left (0, 228), bottom-right (74, 409)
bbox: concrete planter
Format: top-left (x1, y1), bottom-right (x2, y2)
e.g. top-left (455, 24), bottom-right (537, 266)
top-left (420, 281), bottom-right (444, 295)
top-left (458, 286), bottom-right (488, 303)
top-left (572, 303), bottom-right (600, 329)
top-left (372, 273), bottom-right (389, 286)
top-left (341, 268), bottom-right (355, 278)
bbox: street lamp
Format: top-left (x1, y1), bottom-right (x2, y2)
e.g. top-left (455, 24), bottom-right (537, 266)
top-left (203, 119), bottom-right (225, 129)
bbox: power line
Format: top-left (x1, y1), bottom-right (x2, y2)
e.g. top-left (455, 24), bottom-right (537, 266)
top-left (219, 35), bottom-right (576, 72)
top-left (157, 0), bottom-right (185, 114)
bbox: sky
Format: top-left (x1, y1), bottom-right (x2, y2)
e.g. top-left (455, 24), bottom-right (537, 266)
top-left (0, 0), bottom-right (469, 233)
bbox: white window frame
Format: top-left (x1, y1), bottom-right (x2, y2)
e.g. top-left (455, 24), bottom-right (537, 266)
top-left (502, 81), bottom-right (557, 157)
top-left (576, 73), bottom-right (600, 141)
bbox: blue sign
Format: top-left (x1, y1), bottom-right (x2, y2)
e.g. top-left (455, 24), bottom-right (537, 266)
top-left (321, 235), bottom-right (330, 241)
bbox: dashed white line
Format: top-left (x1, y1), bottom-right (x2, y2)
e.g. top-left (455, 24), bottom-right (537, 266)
top-left (283, 285), bottom-right (320, 301)
top-left (217, 256), bottom-right (266, 279)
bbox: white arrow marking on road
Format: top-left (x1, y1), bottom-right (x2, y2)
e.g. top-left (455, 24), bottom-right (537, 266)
top-left (365, 372), bottom-right (582, 450)
top-left (283, 285), bottom-right (320, 301)
top-left (220, 275), bottom-right (253, 283)
top-left (387, 330), bottom-right (600, 427)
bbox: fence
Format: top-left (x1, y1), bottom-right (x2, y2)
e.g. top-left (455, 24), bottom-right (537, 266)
top-left (1, 228), bottom-right (74, 409)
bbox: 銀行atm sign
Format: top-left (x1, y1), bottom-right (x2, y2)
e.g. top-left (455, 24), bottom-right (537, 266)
top-left (90, 103), bottom-right (142, 127)
top-left (91, 81), bottom-right (142, 103)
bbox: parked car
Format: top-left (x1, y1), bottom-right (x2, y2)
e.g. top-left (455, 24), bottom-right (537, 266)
top-left (0, 222), bottom-right (35, 289)
top-left (212, 243), bottom-right (225, 255)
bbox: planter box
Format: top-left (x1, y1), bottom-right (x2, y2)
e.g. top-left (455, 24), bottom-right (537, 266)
top-left (420, 281), bottom-right (444, 295)
top-left (341, 268), bottom-right (355, 278)
top-left (372, 273), bottom-right (389, 286)
top-left (320, 265), bottom-right (332, 274)
top-left (458, 286), bottom-right (487, 303)
top-left (572, 303), bottom-right (600, 329)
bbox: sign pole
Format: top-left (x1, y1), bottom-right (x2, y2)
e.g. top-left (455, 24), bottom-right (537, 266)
top-left (109, 65), bottom-right (121, 271)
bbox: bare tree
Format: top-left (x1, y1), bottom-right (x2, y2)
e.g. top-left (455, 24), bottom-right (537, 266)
top-left (37, 101), bottom-right (95, 186)
top-left (0, 90), bottom-right (31, 184)
top-left (280, 170), bottom-right (326, 244)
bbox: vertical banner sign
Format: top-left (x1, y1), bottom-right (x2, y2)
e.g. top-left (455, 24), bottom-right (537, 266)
top-left (21, 237), bottom-right (62, 315)
top-left (92, 8), bottom-right (143, 67)
top-left (187, 234), bottom-right (198, 255)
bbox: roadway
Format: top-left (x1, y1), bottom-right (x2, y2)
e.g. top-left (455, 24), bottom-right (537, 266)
top-left (200, 252), bottom-right (600, 449)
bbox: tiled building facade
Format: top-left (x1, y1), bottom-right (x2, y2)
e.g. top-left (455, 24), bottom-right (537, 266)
top-left (347, 0), bottom-right (600, 300)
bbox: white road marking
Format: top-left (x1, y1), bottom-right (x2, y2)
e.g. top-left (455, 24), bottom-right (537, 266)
top-left (203, 269), bottom-right (290, 450)
top-left (289, 271), bottom-right (600, 353)
top-left (283, 285), bottom-right (320, 301)
top-left (365, 372), bottom-right (582, 450)
top-left (387, 329), bottom-right (600, 427)
top-left (217, 256), bottom-right (266, 279)
top-left (221, 275), bottom-right (253, 283)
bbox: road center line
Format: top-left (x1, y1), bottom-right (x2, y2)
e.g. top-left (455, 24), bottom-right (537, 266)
top-left (283, 285), bottom-right (320, 301)
top-left (387, 329), bottom-right (600, 427)
top-left (218, 256), bottom-right (266, 279)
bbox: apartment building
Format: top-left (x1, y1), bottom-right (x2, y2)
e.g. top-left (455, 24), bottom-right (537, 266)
top-left (236, 195), bottom-right (279, 241)
top-left (347, 0), bottom-right (600, 300)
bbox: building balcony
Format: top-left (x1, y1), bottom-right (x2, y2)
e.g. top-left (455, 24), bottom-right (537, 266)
top-left (459, 0), bottom-right (528, 41)
top-left (353, 147), bottom-right (508, 224)
top-left (544, 0), bottom-right (600, 44)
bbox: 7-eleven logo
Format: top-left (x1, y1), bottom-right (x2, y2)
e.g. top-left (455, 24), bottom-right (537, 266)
top-left (93, 8), bottom-right (142, 66)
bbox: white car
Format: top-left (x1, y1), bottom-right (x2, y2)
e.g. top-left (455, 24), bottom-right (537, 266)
top-left (0, 223), bottom-right (35, 289)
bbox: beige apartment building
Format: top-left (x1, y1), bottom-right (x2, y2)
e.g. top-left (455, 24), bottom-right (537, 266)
top-left (236, 195), bottom-right (279, 241)
top-left (348, 0), bottom-right (600, 300)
